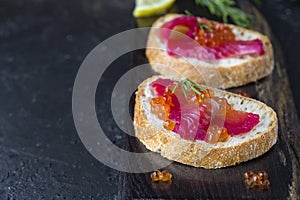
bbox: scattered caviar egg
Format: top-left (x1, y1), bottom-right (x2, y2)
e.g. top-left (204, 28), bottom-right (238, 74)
top-left (244, 179), bottom-right (254, 189)
top-left (252, 174), bottom-right (261, 186)
top-left (150, 171), bottom-right (160, 182)
top-left (261, 179), bottom-right (270, 189)
top-left (160, 170), bottom-right (173, 181)
top-left (243, 170), bottom-right (270, 190)
top-left (258, 170), bottom-right (269, 180)
top-left (150, 170), bottom-right (172, 182)
top-left (235, 90), bottom-right (250, 97)
top-left (244, 171), bottom-right (254, 179)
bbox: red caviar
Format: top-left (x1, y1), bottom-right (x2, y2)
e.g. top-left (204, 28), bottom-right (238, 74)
top-left (160, 16), bottom-right (264, 60)
top-left (162, 19), bottom-right (236, 47)
top-left (244, 170), bottom-right (270, 190)
top-left (150, 170), bottom-right (172, 182)
top-left (150, 78), bottom-right (260, 144)
top-left (164, 21), bottom-right (236, 48)
top-left (235, 90), bottom-right (250, 97)
top-left (195, 22), bottom-right (236, 48)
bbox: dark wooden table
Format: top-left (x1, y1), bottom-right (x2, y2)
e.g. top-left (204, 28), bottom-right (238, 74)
top-left (119, 1), bottom-right (300, 199)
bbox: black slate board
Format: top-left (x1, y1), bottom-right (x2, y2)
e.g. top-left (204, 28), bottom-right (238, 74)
top-left (118, 1), bottom-right (300, 199)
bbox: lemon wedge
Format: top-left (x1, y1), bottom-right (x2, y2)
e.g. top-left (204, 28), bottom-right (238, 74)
top-left (133, 0), bottom-right (175, 18)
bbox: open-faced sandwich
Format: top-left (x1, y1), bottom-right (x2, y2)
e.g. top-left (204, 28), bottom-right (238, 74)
top-left (134, 76), bottom-right (278, 168)
top-left (146, 14), bottom-right (274, 88)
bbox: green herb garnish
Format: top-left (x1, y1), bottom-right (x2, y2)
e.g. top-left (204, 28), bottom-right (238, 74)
top-left (172, 78), bottom-right (207, 97)
top-left (197, 21), bottom-right (213, 32)
top-left (184, 10), bottom-right (194, 16)
top-left (194, 0), bottom-right (253, 28)
top-left (185, 10), bottom-right (213, 32)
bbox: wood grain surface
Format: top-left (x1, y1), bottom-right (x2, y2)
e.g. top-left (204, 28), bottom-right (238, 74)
top-left (118, 1), bottom-right (300, 199)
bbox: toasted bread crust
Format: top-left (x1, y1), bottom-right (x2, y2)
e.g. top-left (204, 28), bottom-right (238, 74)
top-left (146, 14), bottom-right (274, 89)
top-left (134, 76), bottom-right (278, 169)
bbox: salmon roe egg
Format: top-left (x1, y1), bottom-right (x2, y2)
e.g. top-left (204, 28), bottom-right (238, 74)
top-left (150, 170), bottom-right (172, 182)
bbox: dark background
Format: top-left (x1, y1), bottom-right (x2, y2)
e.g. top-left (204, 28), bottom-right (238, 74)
top-left (0, 0), bottom-right (299, 199)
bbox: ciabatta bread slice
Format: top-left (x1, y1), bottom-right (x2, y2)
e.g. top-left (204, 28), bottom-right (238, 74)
top-left (146, 14), bottom-right (274, 89)
top-left (134, 76), bottom-right (278, 169)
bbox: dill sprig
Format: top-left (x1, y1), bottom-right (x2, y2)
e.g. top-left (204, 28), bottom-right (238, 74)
top-left (184, 9), bottom-right (194, 16)
top-left (172, 78), bottom-right (207, 97)
top-left (197, 21), bottom-right (213, 32)
top-left (194, 0), bottom-right (253, 28)
top-left (184, 10), bottom-right (213, 32)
